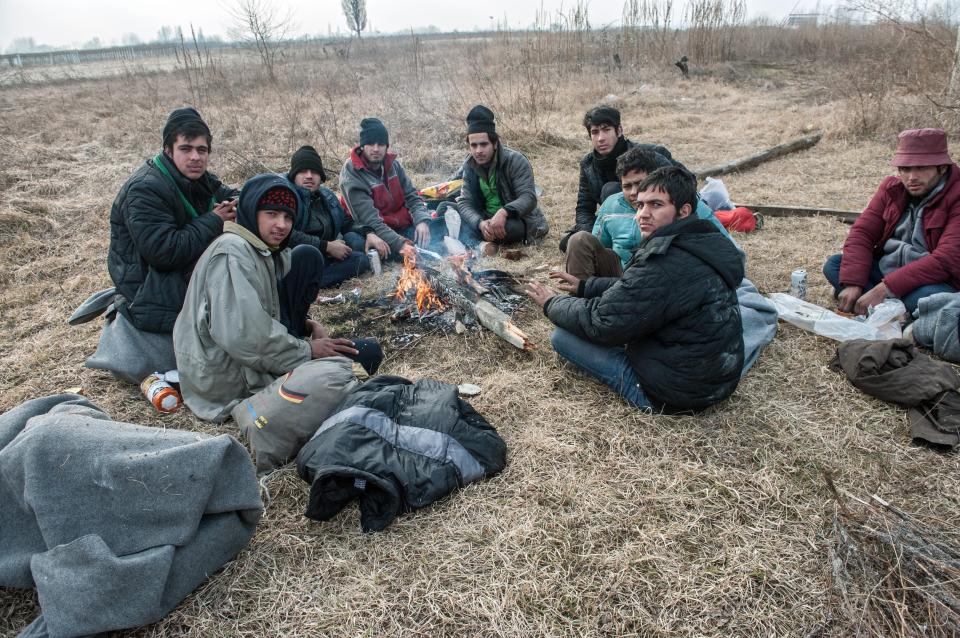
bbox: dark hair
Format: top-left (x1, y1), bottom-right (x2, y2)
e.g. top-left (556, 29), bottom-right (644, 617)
top-left (582, 105), bottom-right (621, 133)
top-left (637, 166), bottom-right (698, 213)
top-left (163, 121), bottom-right (213, 152)
top-left (616, 147), bottom-right (673, 179)
top-left (465, 131), bottom-right (499, 146)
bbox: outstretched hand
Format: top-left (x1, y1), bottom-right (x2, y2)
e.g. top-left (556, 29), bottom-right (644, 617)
top-left (525, 281), bottom-right (556, 309)
top-left (548, 270), bottom-right (580, 293)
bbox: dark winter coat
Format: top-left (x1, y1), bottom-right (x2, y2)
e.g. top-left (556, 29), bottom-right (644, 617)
top-left (287, 181), bottom-right (370, 253)
top-left (574, 140), bottom-right (681, 232)
top-left (840, 163), bottom-right (960, 297)
top-left (544, 215), bottom-right (745, 411)
top-left (296, 376), bottom-right (507, 532)
top-left (108, 153), bottom-right (236, 333)
top-left (457, 144), bottom-right (549, 241)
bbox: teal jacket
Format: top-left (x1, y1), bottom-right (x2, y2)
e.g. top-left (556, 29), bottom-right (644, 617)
top-left (592, 192), bottom-right (732, 266)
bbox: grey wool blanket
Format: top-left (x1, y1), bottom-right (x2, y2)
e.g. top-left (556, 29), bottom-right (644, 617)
top-left (0, 394), bottom-right (263, 638)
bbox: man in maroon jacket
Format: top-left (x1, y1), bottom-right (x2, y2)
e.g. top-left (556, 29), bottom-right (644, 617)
top-left (823, 128), bottom-right (960, 315)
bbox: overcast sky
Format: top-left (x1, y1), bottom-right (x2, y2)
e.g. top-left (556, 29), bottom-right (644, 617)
top-left (0, 0), bottom-right (812, 51)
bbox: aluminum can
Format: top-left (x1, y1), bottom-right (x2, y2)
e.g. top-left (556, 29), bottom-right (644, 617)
top-left (367, 249), bottom-right (382, 276)
top-left (790, 268), bottom-right (807, 300)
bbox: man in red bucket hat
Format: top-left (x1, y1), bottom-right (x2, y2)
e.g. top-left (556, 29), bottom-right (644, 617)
top-left (823, 128), bottom-right (960, 315)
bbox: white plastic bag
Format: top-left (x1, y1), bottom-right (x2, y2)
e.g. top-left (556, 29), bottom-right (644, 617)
top-left (699, 177), bottom-right (734, 211)
top-left (768, 293), bottom-right (905, 342)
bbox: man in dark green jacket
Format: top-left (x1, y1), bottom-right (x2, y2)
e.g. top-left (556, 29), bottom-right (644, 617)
top-left (527, 166), bottom-right (744, 412)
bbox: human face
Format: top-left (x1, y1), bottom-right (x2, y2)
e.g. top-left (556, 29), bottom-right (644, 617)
top-left (256, 209), bottom-right (294, 248)
top-left (294, 169), bottom-right (322, 192)
top-left (168, 134), bottom-right (209, 180)
top-left (361, 143), bottom-right (387, 164)
top-left (620, 169), bottom-right (648, 209)
top-left (898, 165), bottom-right (944, 197)
top-left (589, 123), bottom-right (622, 156)
top-left (634, 187), bottom-right (691, 236)
top-left (468, 133), bottom-right (497, 166)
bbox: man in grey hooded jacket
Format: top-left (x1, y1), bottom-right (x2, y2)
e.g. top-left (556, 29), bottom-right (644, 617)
top-left (174, 174), bottom-right (382, 421)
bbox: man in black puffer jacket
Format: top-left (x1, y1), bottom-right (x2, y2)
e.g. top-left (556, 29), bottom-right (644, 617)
top-left (108, 107), bottom-right (238, 334)
top-left (528, 166), bottom-right (744, 412)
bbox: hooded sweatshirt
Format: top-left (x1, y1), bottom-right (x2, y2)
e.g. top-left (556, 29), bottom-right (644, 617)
top-left (174, 174), bottom-right (311, 421)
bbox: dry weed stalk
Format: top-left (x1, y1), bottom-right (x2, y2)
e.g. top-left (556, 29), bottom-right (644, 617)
top-left (826, 473), bottom-right (960, 636)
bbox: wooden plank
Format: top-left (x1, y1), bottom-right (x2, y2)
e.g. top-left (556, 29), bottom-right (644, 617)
top-left (694, 132), bottom-right (823, 179)
top-left (737, 203), bottom-right (860, 224)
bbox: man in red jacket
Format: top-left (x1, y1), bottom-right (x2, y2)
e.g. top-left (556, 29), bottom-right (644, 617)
top-left (823, 128), bottom-right (960, 315)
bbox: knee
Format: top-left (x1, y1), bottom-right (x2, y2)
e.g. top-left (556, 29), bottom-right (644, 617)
top-left (566, 231), bottom-right (596, 252)
top-left (291, 244), bottom-right (325, 269)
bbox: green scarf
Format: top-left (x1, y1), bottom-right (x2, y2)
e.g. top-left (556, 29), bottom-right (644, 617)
top-left (152, 154), bottom-right (215, 219)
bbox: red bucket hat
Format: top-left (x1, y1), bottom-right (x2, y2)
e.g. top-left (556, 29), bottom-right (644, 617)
top-left (890, 128), bottom-right (952, 167)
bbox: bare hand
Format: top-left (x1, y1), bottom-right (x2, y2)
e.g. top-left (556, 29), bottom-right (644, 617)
top-left (414, 222), bottom-right (431, 247)
top-left (305, 318), bottom-right (328, 340)
top-left (325, 239), bottom-right (352, 261)
top-left (836, 285), bottom-right (862, 313)
top-left (310, 337), bottom-right (359, 359)
top-left (854, 282), bottom-right (888, 316)
top-left (479, 220), bottom-right (496, 242)
top-left (489, 209), bottom-right (508, 240)
top-left (525, 281), bottom-right (556, 308)
top-left (549, 270), bottom-right (580, 293)
top-left (366, 233), bottom-right (390, 259)
top-left (212, 198), bottom-right (237, 223)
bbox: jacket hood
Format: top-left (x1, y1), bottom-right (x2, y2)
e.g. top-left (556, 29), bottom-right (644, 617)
top-left (643, 215), bottom-right (744, 288)
top-left (237, 173), bottom-right (300, 250)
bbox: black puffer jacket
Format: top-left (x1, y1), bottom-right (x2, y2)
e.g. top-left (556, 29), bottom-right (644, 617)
top-left (108, 154), bottom-right (236, 333)
top-left (574, 140), bottom-right (682, 232)
top-left (287, 182), bottom-right (371, 253)
top-left (545, 216), bottom-right (744, 411)
top-left (296, 376), bottom-right (507, 532)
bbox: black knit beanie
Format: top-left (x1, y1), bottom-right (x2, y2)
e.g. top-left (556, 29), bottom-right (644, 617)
top-left (288, 145), bottom-right (327, 182)
top-left (359, 118), bottom-right (389, 146)
top-left (466, 105), bottom-right (496, 135)
top-left (162, 106), bottom-right (210, 144)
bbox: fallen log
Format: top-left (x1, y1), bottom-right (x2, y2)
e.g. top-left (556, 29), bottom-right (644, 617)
top-left (421, 264), bottom-right (534, 351)
top-left (694, 132), bottom-right (823, 179)
top-left (737, 202), bottom-right (860, 224)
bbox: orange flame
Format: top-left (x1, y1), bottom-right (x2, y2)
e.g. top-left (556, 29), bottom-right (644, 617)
top-left (395, 251), bottom-right (445, 314)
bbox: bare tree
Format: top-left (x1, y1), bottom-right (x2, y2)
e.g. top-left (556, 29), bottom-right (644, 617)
top-left (230, 0), bottom-right (293, 82)
top-left (341, 0), bottom-right (367, 39)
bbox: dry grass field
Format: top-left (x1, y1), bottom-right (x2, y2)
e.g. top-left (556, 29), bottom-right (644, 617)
top-left (1, 28), bottom-right (960, 637)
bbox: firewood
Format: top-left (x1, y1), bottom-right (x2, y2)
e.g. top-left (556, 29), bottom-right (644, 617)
top-left (694, 132), bottom-right (823, 179)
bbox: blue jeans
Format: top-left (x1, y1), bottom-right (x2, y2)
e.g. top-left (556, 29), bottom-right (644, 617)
top-left (822, 253), bottom-right (955, 315)
top-left (459, 217), bottom-right (527, 248)
top-left (320, 250), bottom-right (369, 288)
top-left (550, 328), bottom-right (652, 410)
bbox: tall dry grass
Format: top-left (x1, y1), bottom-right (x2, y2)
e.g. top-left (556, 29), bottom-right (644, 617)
top-left (1, 18), bottom-right (959, 637)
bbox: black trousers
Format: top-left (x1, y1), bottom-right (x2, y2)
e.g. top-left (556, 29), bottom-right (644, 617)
top-left (279, 244), bottom-right (383, 375)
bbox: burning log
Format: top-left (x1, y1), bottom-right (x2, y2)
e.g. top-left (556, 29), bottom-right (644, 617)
top-left (420, 264), bottom-right (534, 351)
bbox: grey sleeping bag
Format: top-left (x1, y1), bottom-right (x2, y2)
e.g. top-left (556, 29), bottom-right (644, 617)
top-left (0, 394), bottom-right (263, 638)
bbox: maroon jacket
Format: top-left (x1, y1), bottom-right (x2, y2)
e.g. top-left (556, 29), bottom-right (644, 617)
top-left (338, 147), bottom-right (430, 253)
top-left (840, 163), bottom-right (960, 297)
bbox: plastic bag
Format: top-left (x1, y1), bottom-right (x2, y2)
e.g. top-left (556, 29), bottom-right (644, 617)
top-left (699, 177), bottom-right (734, 211)
top-left (768, 293), bottom-right (905, 342)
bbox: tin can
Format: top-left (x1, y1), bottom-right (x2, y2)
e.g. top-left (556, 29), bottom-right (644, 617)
top-left (140, 373), bottom-right (181, 413)
top-left (790, 268), bottom-right (807, 300)
top-left (367, 249), bottom-right (382, 276)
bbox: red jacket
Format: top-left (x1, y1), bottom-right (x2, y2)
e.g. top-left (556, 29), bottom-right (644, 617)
top-left (840, 163), bottom-right (960, 297)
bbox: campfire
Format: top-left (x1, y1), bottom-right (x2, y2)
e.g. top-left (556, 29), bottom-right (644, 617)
top-left (394, 252), bottom-right (445, 316)
top-left (386, 251), bottom-right (534, 351)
